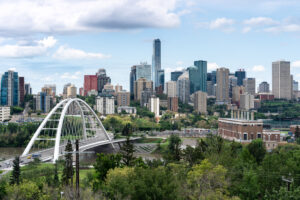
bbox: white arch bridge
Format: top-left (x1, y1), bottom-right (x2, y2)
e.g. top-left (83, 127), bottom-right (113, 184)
top-left (19, 98), bottom-right (137, 163)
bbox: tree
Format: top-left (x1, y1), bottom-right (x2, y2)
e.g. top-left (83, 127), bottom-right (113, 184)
top-left (295, 126), bottom-right (300, 139)
top-left (167, 134), bottom-right (181, 161)
top-left (10, 156), bottom-right (21, 185)
top-left (93, 153), bottom-right (122, 191)
top-left (61, 140), bottom-right (74, 186)
top-left (120, 136), bottom-right (135, 166)
top-left (122, 123), bottom-right (133, 136)
top-left (186, 159), bottom-right (236, 199)
top-left (0, 180), bottom-right (7, 199)
top-left (247, 139), bottom-right (266, 164)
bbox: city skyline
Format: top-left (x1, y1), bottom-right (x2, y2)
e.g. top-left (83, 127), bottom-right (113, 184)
top-left (0, 0), bottom-right (299, 93)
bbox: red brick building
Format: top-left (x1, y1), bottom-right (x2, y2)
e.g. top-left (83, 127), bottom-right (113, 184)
top-left (218, 110), bottom-right (263, 141)
top-left (19, 77), bottom-right (25, 105)
top-left (257, 93), bottom-right (274, 101)
top-left (84, 75), bottom-right (97, 96)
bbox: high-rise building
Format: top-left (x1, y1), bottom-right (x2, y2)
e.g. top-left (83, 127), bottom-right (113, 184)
top-left (79, 87), bottom-right (84, 96)
top-left (272, 61), bottom-right (292, 100)
top-left (157, 69), bottom-right (165, 92)
top-left (293, 80), bottom-right (299, 91)
top-left (232, 86), bottom-right (245, 106)
top-left (166, 81), bottom-right (177, 97)
top-left (216, 68), bottom-right (229, 102)
top-left (167, 97), bottom-right (178, 112)
top-left (240, 93), bottom-right (254, 110)
top-left (44, 84), bottom-right (56, 96)
top-left (116, 91), bottom-right (130, 106)
top-left (97, 69), bottom-right (111, 94)
top-left (243, 78), bottom-right (256, 95)
top-left (177, 71), bottom-right (190, 103)
top-left (136, 62), bottom-right (151, 81)
top-left (96, 95), bottom-right (115, 115)
top-left (258, 82), bottom-right (270, 93)
top-left (194, 91), bottom-right (207, 114)
top-left (25, 83), bottom-right (32, 95)
top-left (235, 69), bottom-right (246, 86)
top-left (134, 78), bottom-right (153, 101)
top-left (152, 39), bottom-right (161, 87)
top-left (171, 71), bottom-right (183, 81)
top-left (229, 76), bottom-right (238, 98)
top-left (67, 84), bottom-right (77, 98)
top-left (1, 70), bottom-right (19, 106)
top-left (63, 83), bottom-right (71, 98)
top-left (149, 96), bottom-right (160, 117)
top-left (19, 77), bottom-right (24, 106)
top-left (141, 88), bottom-right (153, 107)
top-left (130, 66), bottom-right (136, 95)
top-left (207, 71), bottom-right (217, 84)
top-left (115, 84), bottom-right (123, 93)
top-left (42, 87), bottom-right (52, 96)
top-left (84, 75), bottom-right (97, 96)
top-left (206, 81), bottom-right (214, 96)
top-left (188, 60), bottom-right (207, 94)
top-left (36, 92), bottom-right (51, 113)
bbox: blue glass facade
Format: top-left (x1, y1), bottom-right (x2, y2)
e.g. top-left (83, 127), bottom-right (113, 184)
top-left (235, 70), bottom-right (246, 86)
top-left (188, 60), bottom-right (207, 94)
top-left (152, 39), bottom-right (161, 87)
top-left (1, 71), bottom-right (19, 106)
top-left (171, 71), bottom-right (183, 81)
top-left (157, 69), bottom-right (165, 91)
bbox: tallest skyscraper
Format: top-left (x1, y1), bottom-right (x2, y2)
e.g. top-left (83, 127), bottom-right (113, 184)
top-left (152, 39), bottom-right (161, 88)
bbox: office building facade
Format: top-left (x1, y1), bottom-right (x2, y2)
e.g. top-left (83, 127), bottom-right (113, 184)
top-left (272, 61), bottom-right (292, 100)
top-left (194, 91), bottom-right (207, 114)
top-left (258, 82), bottom-right (270, 93)
top-left (167, 97), bottom-right (178, 112)
top-left (166, 81), bottom-right (177, 97)
top-left (25, 83), bottom-right (32, 95)
top-left (116, 91), bottom-right (130, 106)
top-left (19, 77), bottom-right (25, 106)
top-left (235, 69), bottom-right (246, 86)
top-left (134, 78), bottom-right (153, 101)
top-left (149, 96), bottom-right (160, 117)
top-left (243, 78), bottom-right (256, 95)
top-left (189, 60), bottom-right (207, 94)
top-left (171, 71), bottom-right (183, 81)
top-left (1, 70), bottom-right (19, 106)
top-left (216, 68), bottom-right (229, 102)
top-left (152, 39), bottom-right (161, 87)
top-left (84, 75), bottom-right (97, 96)
top-left (97, 69), bottom-right (111, 94)
top-left (240, 93), bottom-right (254, 110)
top-left (177, 71), bottom-right (190, 103)
top-left (36, 92), bottom-right (51, 113)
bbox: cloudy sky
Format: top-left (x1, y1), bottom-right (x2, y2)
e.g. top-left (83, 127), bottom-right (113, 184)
top-left (0, 0), bottom-right (300, 93)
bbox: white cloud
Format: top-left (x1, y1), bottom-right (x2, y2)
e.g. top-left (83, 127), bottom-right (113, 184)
top-left (242, 27), bottom-right (252, 33)
top-left (53, 46), bottom-right (111, 60)
top-left (60, 72), bottom-right (81, 80)
top-left (0, 36), bottom-right (56, 58)
top-left (292, 61), bottom-right (300, 68)
top-left (207, 63), bottom-right (219, 71)
top-left (244, 17), bottom-right (277, 26)
top-left (8, 67), bottom-right (16, 71)
top-left (209, 18), bottom-right (235, 32)
top-left (0, 0), bottom-right (180, 36)
top-left (265, 24), bottom-right (300, 33)
top-left (252, 65), bottom-right (265, 72)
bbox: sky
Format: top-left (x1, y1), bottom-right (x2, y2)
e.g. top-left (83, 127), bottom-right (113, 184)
top-left (0, 0), bottom-right (300, 94)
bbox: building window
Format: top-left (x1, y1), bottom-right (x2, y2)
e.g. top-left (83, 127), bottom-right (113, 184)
top-left (257, 133), bottom-right (261, 138)
top-left (243, 133), bottom-right (248, 140)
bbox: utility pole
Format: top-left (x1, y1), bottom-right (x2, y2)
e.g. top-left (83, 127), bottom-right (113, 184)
top-left (282, 173), bottom-right (294, 191)
top-left (76, 139), bottom-right (80, 199)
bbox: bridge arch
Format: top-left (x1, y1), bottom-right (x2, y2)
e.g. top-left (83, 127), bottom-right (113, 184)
top-left (22, 98), bottom-right (113, 162)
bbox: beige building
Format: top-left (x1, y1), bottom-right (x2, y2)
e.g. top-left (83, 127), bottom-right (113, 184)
top-left (116, 91), bottom-right (130, 106)
top-left (194, 91), bottom-right (207, 114)
top-left (103, 83), bottom-right (114, 90)
top-left (272, 61), bottom-right (292, 100)
top-left (115, 84), bottom-right (123, 93)
top-left (134, 78), bottom-right (153, 101)
top-left (216, 68), bottom-right (229, 102)
top-left (240, 93), bottom-right (254, 110)
top-left (166, 81), bottom-right (177, 97)
top-left (0, 106), bottom-right (10, 122)
top-left (67, 84), bottom-right (77, 98)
